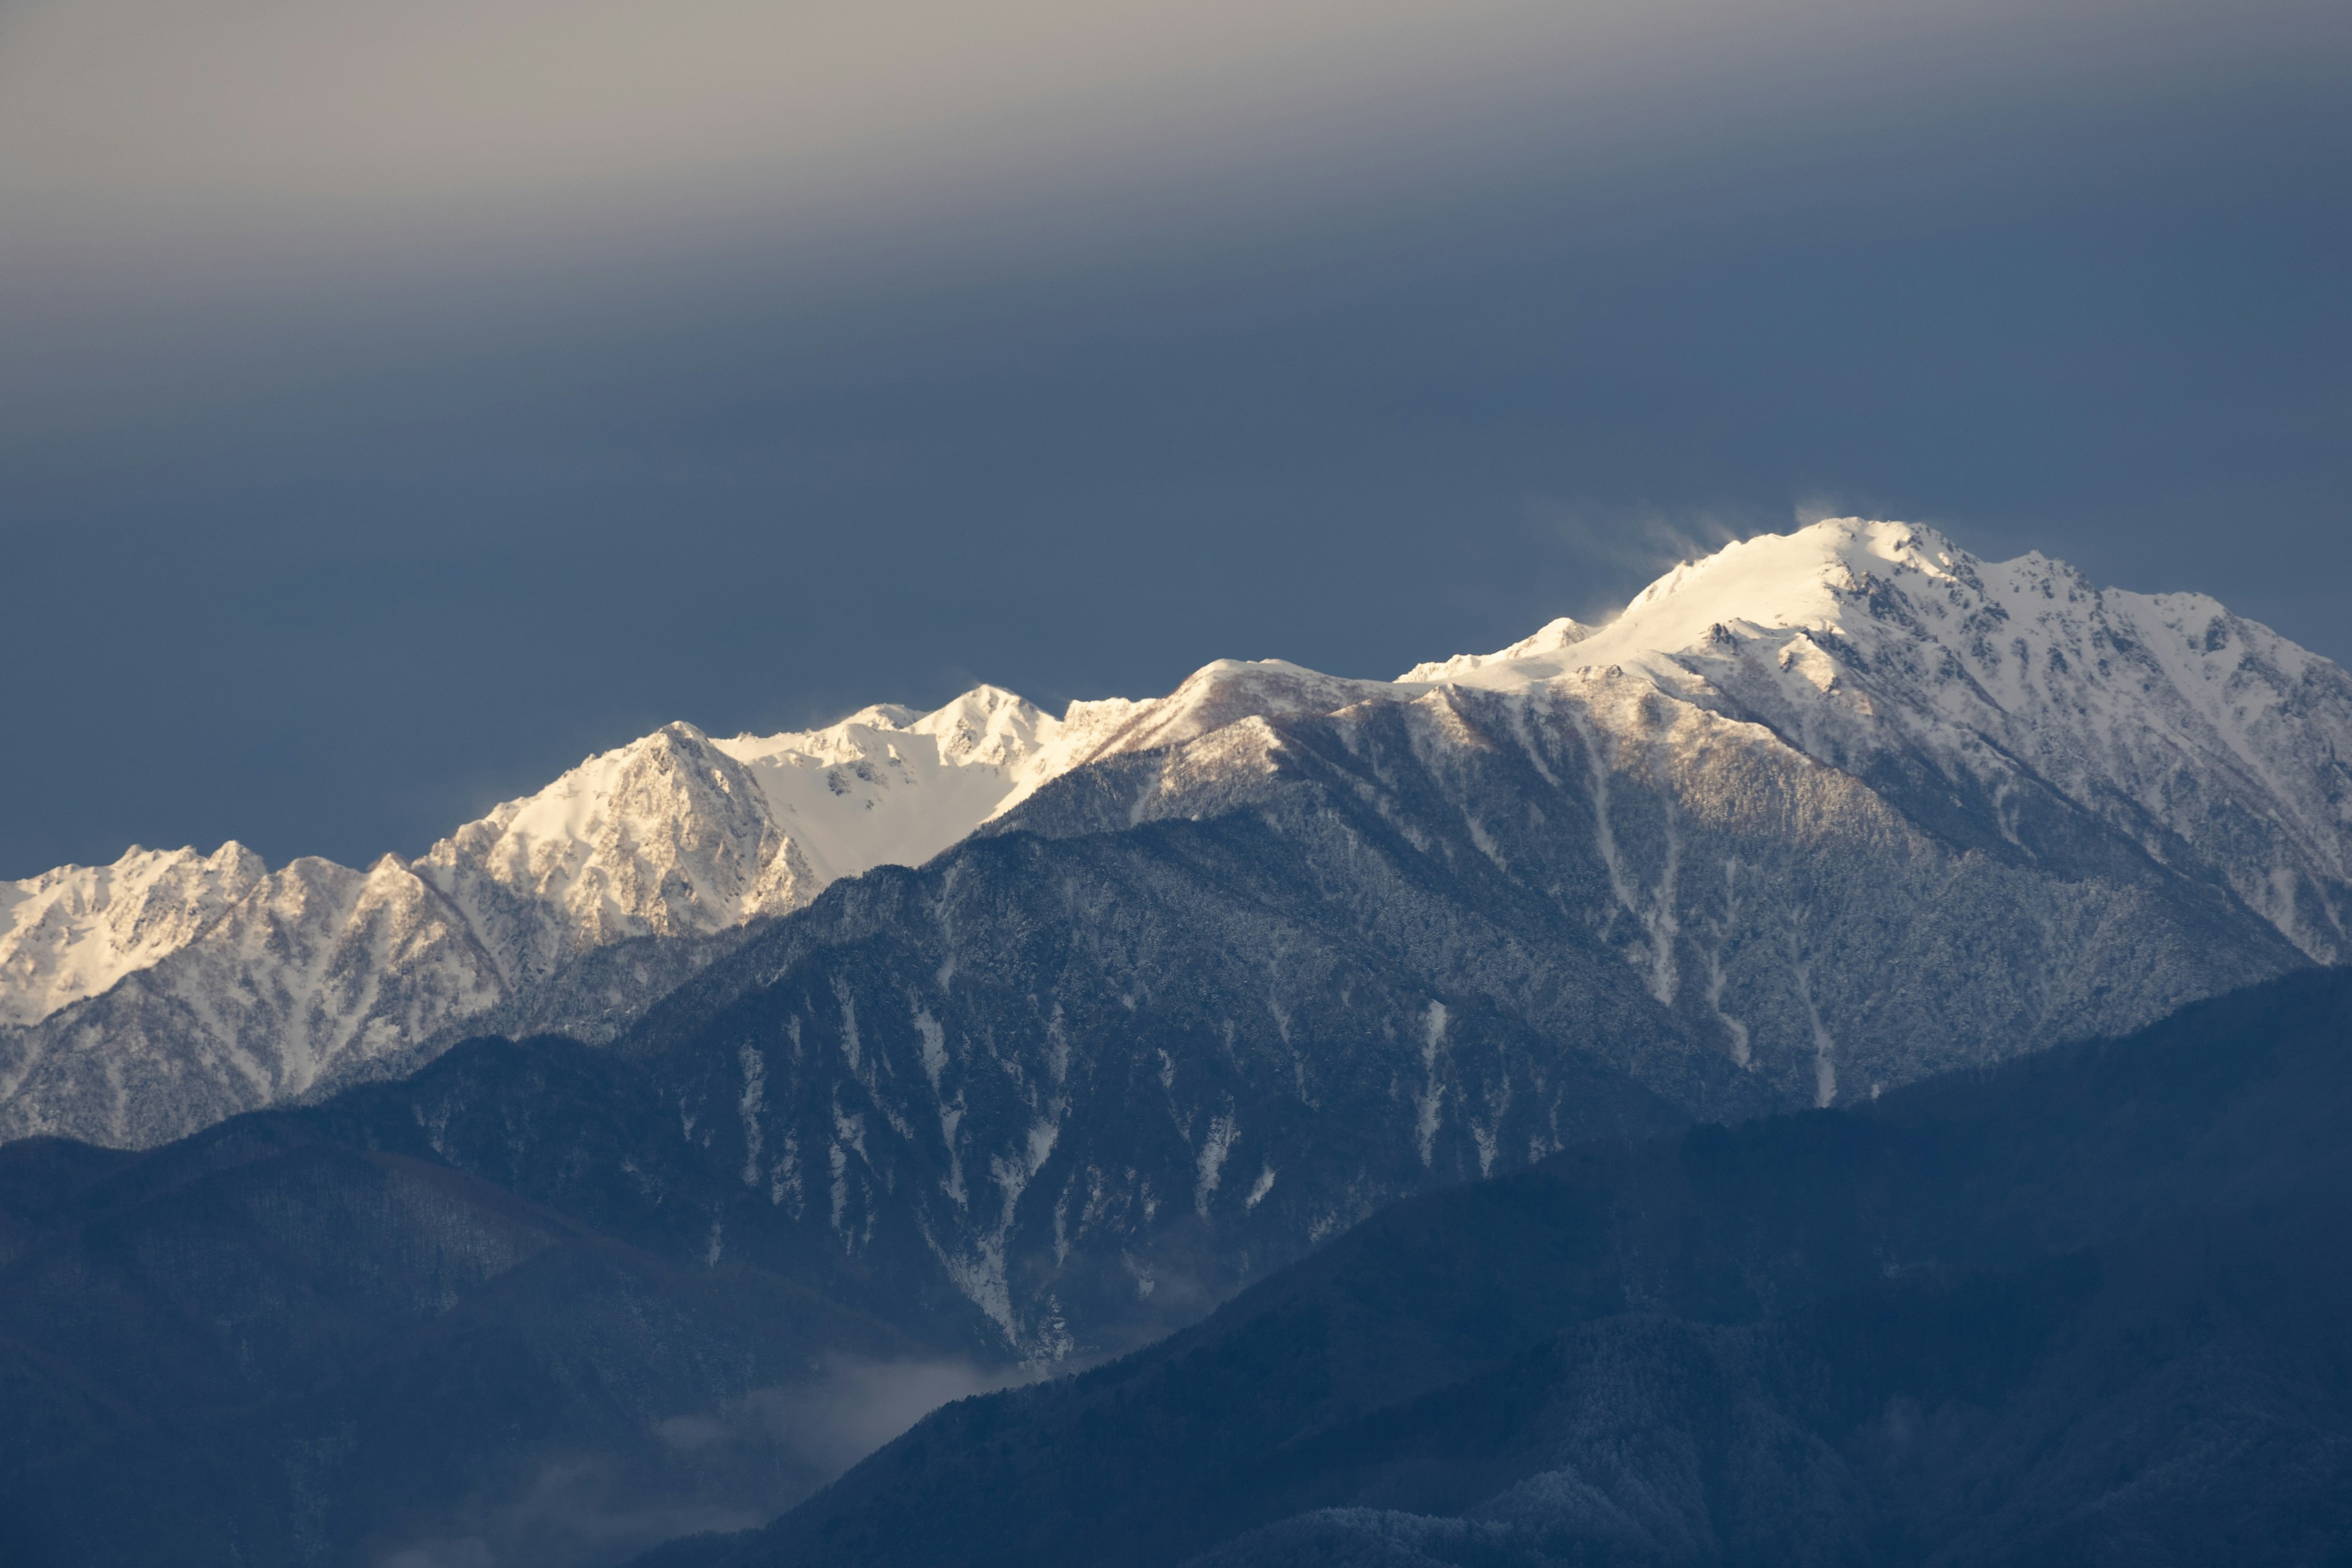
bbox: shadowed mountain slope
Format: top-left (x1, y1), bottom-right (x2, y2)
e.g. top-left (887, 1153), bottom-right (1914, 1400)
top-left (0, 1037), bottom-right (1020, 1568)
top-left (706, 965), bottom-right (2352, 1568)
top-left (612, 663), bottom-right (2298, 1362)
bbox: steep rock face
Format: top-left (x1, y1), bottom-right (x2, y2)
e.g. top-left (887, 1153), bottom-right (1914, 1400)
top-left (616, 651), bottom-right (2301, 1360)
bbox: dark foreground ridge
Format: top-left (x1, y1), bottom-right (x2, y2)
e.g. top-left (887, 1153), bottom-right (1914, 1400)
top-left (4, 965), bottom-right (2347, 1567)
top-left (688, 965), bottom-right (2352, 1568)
top-left (0, 1038), bottom-right (993, 1568)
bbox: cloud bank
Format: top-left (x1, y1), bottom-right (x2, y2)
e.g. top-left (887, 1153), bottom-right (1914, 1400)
top-left (4, 0), bottom-right (2328, 300)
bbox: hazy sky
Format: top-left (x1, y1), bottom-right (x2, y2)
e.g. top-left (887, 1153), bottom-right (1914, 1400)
top-left (2, 0), bottom-right (2345, 876)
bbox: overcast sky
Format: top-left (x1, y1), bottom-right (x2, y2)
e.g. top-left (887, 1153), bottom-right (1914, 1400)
top-left (2, 0), bottom-right (2345, 876)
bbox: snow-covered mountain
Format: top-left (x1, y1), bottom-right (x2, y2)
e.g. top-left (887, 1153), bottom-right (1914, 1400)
top-left (4, 519), bottom-right (2346, 1150)
top-left (0, 693), bottom-right (1095, 1145)
top-left (412, 687), bottom-right (1068, 988)
top-left (1405, 520), bottom-right (2352, 963)
top-left (623, 523), bottom-right (2352, 1358)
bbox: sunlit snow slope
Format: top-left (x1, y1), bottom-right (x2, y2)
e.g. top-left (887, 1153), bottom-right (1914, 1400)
top-left (0, 843), bottom-right (266, 1028)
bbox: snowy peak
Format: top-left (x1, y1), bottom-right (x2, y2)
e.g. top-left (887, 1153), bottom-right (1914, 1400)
top-left (1425, 519), bottom-right (1956, 685)
top-left (1012, 658), bottom-right (1417, 794)
top-left (729, 685), bottom-right (1049, 773)
top-left (0, 842), bottom-right (266, 1027)
top-left (903, 684), bottom-right (1056, 769)
top-left (417, 719), bottom-right (794, 978)
top-left (0, 688), bottom-right (1080, 1039)
top-left (1417, 518), bottom-right (2352, 960)
top-left (411, 683), bottom-right (1112, 989)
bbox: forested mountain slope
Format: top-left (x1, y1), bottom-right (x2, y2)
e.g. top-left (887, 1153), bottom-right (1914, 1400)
top-left (707, 965), bottom-right (2352, 1568)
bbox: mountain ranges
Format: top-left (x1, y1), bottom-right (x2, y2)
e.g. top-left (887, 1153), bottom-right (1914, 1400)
top-left (2, 519), bottom-right (2349, 1565)
top-left (7, 519), bottom-right (2345, 1163)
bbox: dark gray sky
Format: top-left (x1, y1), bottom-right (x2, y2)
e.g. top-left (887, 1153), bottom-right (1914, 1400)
top-left (2, 0), bottom-right (2345, 878)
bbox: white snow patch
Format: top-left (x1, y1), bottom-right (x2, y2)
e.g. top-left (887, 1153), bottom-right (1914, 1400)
top-left (1195, 1113), bottom-right (1241, 1217)
top-left (1703, 859), bottom-right (1753, 1068)
top-left (737, 1044), bottom-right (767, 1187)
top-left (913, 1003), bottom-right (948, 1091)
top-left (1786, 939), bottom-right (1838, 1107)
top-left (769, 1127), bottom-right (803, 1213)
top-left (1415, 1000), bottom-right (1450, 1167)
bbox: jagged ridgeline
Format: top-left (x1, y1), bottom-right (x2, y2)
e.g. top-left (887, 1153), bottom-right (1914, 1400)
top-left (2, 520), bottom-right (2348, 1362)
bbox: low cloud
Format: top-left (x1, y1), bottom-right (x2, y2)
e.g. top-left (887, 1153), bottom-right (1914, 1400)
top-left (371, 1357), bottom-right (1026, 1568)
top-left (663, 1354), bottom-right (1022, 1481)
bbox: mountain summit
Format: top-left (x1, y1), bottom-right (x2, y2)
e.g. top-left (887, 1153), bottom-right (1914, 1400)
top-left (1414, 520), bottom-right (2351, 962)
